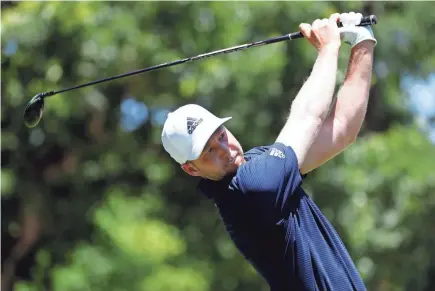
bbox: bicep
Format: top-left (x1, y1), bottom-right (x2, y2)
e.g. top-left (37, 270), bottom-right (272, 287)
top-left (299, 114), bottom-right (354, 174)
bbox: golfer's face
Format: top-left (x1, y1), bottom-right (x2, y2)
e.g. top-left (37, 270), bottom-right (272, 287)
top-left (195, 126), bottom-right (243, 180)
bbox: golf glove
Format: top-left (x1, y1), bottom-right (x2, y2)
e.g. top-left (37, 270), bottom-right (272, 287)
top-left (339, 12), bottom-right (377, 48)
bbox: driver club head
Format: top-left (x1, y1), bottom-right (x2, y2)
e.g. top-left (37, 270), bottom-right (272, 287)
top-left (23, 93), bottom-right (45, 128)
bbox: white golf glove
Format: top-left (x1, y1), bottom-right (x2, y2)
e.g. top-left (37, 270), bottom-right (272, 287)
top-left (339, 12), bottom-right (377, 48)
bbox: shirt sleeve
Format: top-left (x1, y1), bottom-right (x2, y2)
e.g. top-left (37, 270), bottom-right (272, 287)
top-left (236, 142), bottom-right (304, 215)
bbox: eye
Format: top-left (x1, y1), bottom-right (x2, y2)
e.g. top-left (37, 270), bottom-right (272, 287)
top-left (208, 147), bottom-right (213, 153)
top-left (219, 132), bottom-right (225, 140)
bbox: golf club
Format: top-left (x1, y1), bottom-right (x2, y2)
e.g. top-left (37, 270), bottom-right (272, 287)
top-left (23, 15), bottom-right (377, 128)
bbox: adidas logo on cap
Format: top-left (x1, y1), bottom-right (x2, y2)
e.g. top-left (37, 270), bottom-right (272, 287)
top-left (187, 117), bottom-right (203, 134)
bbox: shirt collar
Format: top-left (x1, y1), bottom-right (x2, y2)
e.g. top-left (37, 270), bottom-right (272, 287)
top-left (197, 174), bottom-right (235, 199)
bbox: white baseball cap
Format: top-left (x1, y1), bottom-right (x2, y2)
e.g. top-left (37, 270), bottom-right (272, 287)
top-left (161, 104), bottom-right (232, 164)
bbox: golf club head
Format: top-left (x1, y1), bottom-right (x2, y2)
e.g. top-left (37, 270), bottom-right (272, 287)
top-left (23, 93), bottom-right (45, 128)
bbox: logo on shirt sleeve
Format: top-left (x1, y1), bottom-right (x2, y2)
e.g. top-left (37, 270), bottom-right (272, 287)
top-left (270, 148), bottom-right (285, 159)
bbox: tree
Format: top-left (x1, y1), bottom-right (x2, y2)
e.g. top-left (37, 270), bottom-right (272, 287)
top-left (2, 2), bottom-right (434, 291)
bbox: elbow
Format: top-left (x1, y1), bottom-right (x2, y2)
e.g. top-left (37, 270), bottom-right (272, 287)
top-left (338, 119), bottom-right (360, 147)
top-left (336, 131), bottom-right (357, 153)
top-left (342, 125), bottom-right (360, 146)
top-left (346, 132), bottom-right (358, 145)
top-left (290, 99), bottom-right (329, 123)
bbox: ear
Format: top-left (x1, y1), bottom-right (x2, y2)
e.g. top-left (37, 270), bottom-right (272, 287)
top-left (181, 162), bottom-right (201, 177)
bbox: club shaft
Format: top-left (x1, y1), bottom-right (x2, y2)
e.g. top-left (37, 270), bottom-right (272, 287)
top-left (43, 35), bottom-right (291, 98)
top-left (42, 15), bottom-right (377, 98)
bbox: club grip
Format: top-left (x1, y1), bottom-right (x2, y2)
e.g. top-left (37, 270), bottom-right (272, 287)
top-left (339, 15), bottom-right (377, 27)
top-left (289, 14), bottom-right (377, 40)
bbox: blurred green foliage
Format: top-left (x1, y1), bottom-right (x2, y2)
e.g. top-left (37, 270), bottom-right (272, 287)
top-left (2, 2), bottom-right (435, 291)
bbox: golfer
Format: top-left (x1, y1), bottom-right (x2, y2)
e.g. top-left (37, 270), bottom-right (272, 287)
top-left (162, 12), bottom-right (376, 291)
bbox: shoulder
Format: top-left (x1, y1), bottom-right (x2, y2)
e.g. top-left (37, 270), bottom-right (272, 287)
top-left (239, 142), bottom-right (300, 177)
top-left (235, 142), bottom-right (303, 194)
top-left (244, 142), bottom-right (298, 162)
top-left (198, 143), bottom-right (303, 200)
top-left (243, 144), bottom-right (272, 161)
top-left (197, 144), bottom-right (277, 200)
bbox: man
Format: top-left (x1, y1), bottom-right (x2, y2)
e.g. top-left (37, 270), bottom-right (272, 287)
top-left (162, 12), bottom-right (376, 291)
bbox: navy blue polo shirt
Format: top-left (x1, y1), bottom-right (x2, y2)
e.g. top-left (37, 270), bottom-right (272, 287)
top-left (198, 142), bottom-right (366, 291)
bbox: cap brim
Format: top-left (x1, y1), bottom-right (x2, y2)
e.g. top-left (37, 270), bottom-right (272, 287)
top-left (189, 117), bottom-right (232, 161)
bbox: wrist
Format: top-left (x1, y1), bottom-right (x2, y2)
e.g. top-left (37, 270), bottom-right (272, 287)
top-left (318, 44), bottom-right (341, 56)
top-left (351, 39), bottom-right (375, 53)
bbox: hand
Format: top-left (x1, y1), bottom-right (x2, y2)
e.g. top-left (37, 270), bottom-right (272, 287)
top-left (339, 12), bottom-right (377, 48)
top-left (299, 13), bottom-right (341, 52)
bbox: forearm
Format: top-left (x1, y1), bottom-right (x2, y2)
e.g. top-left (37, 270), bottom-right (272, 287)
top-left (290, 47), bottom-right (340, 122)
top-left (334, 41), bottom-right (374, 136)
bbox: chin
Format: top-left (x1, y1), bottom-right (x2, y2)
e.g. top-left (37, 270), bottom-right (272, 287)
top-left (221, 155), bottom-right (244, 177)
top-left (225, 163), bottom-right (239, 175)
top-left (233, 155), bottom-right (245, 168)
